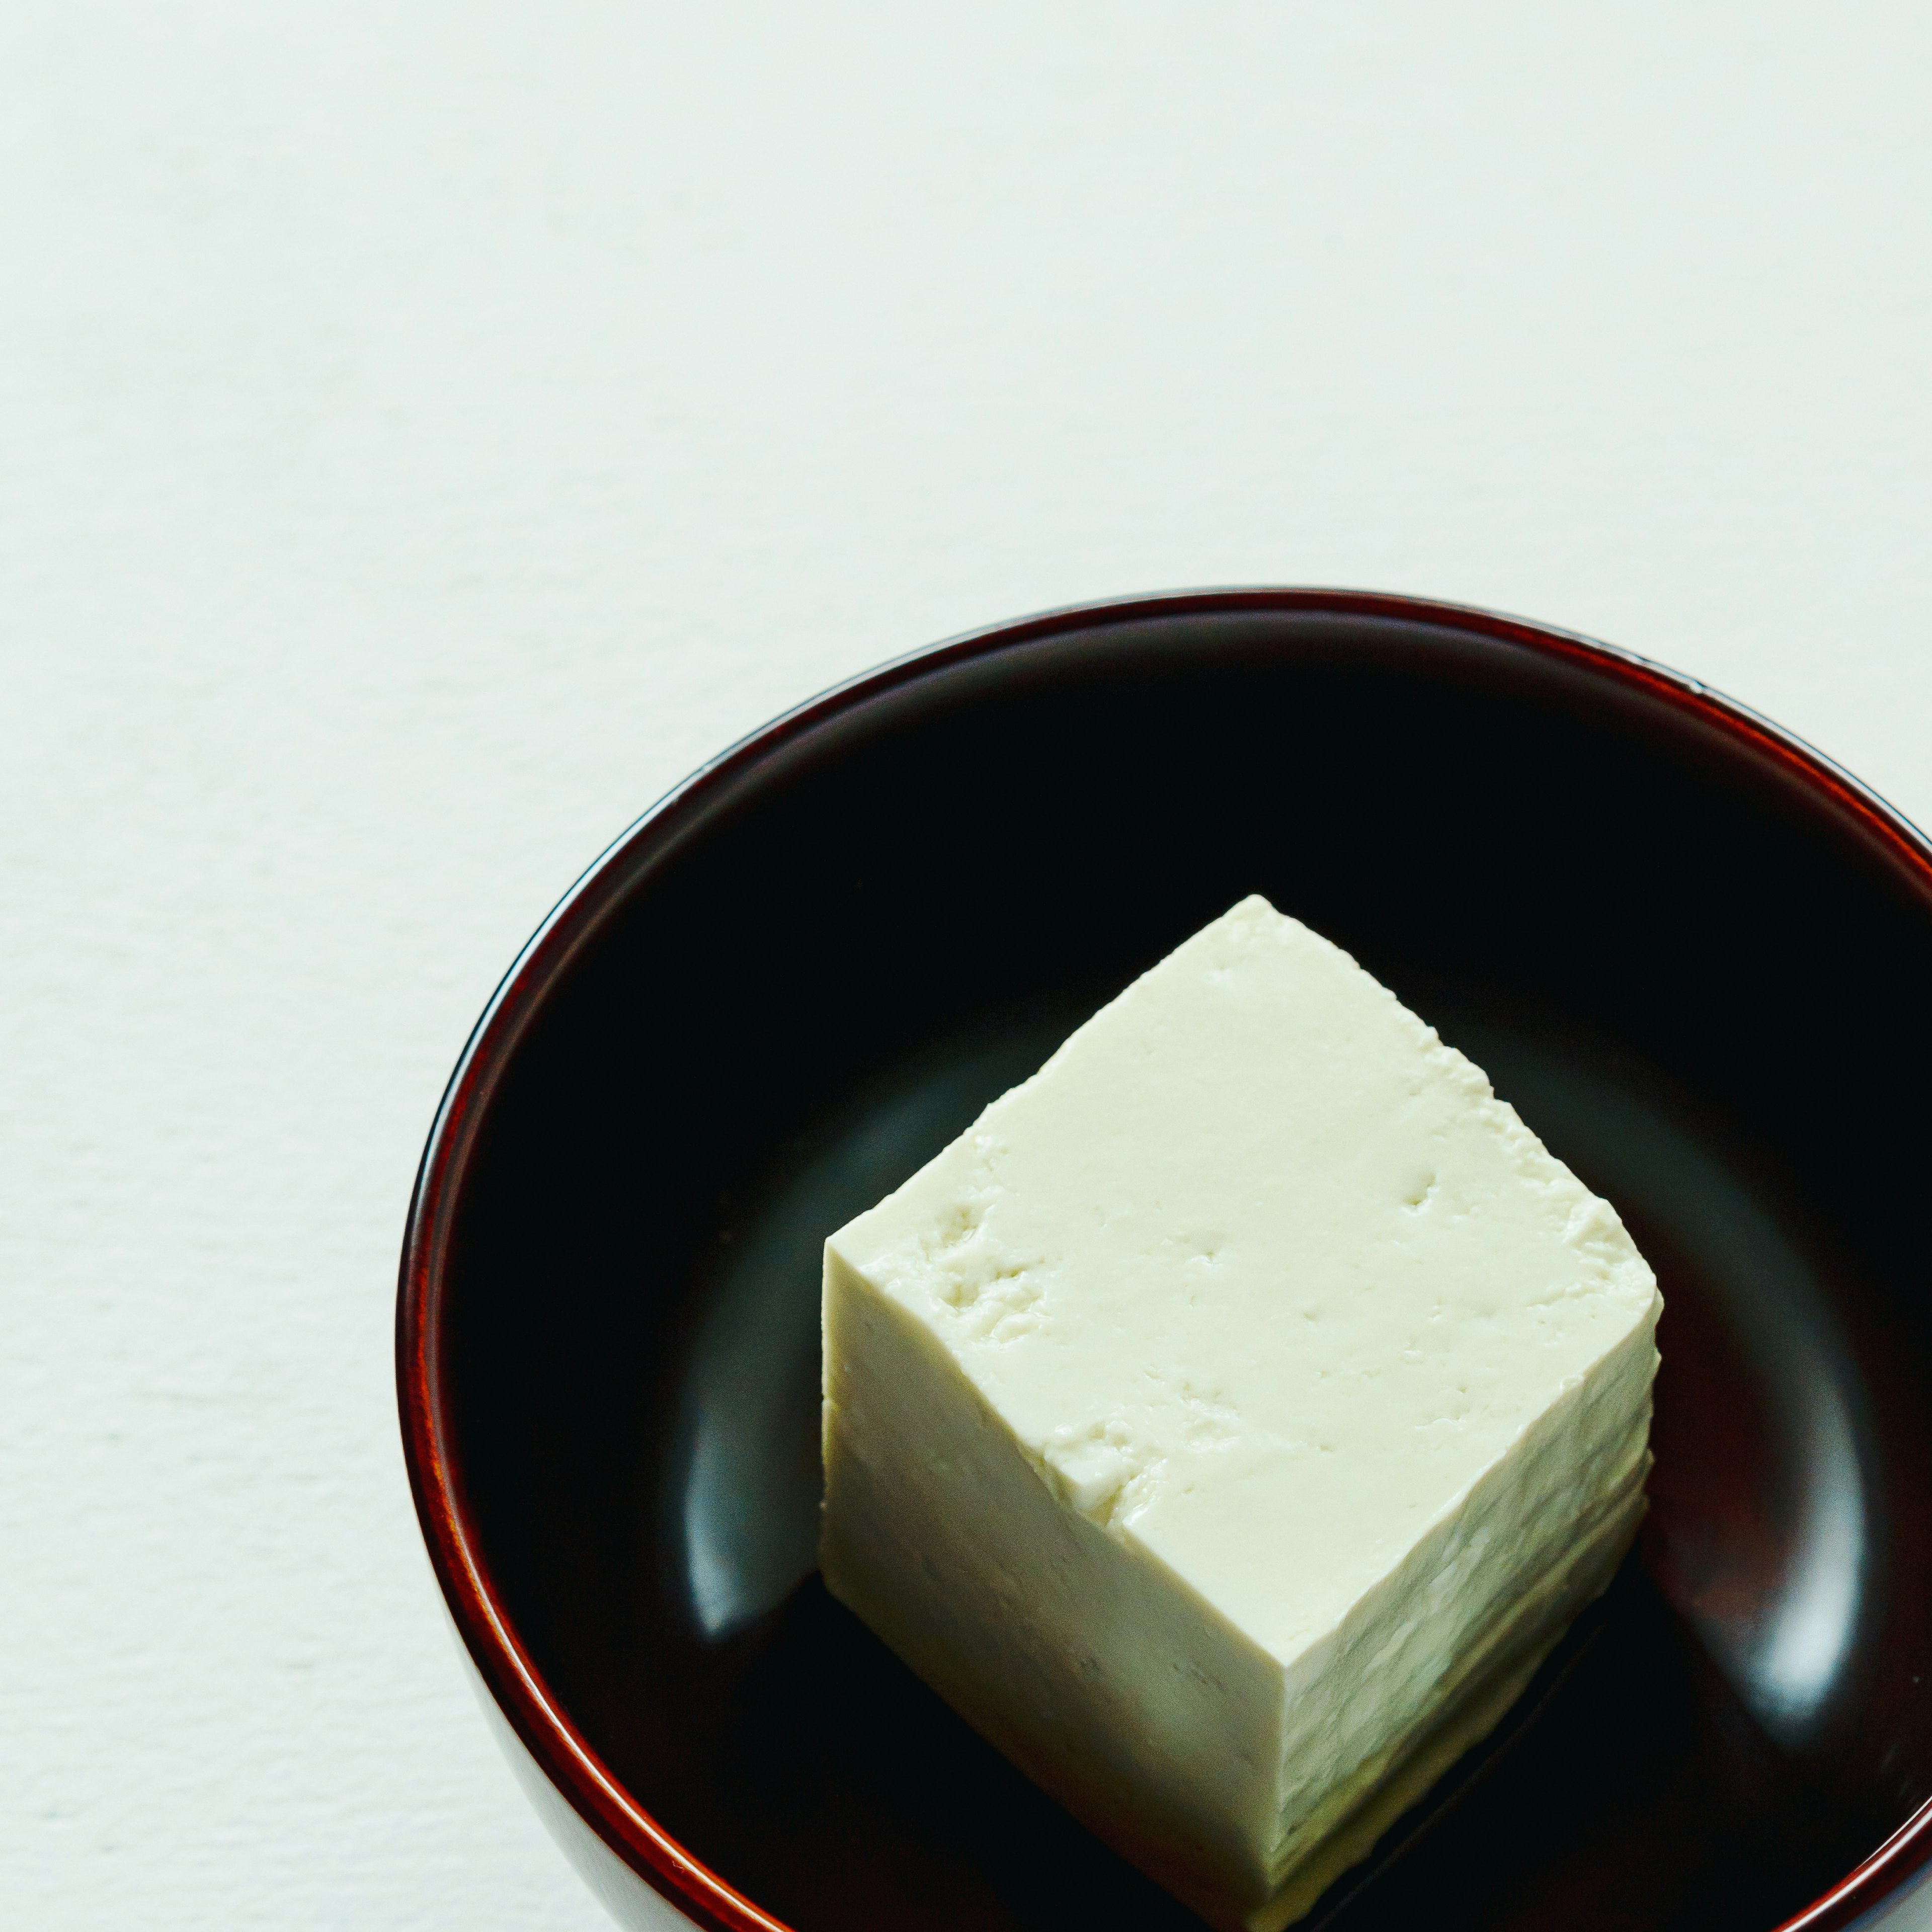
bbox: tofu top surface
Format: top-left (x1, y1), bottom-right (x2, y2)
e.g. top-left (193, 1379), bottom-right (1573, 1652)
top-left (829, 897), bottom-right (1660, 1659)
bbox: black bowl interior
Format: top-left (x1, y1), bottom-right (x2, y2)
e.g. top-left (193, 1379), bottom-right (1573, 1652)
top-left (436, 606), bottom-right (1932, 1932)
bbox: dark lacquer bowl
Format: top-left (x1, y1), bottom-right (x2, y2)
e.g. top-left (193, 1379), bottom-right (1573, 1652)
top-left (399, 590), bottom-right (1932, 1932)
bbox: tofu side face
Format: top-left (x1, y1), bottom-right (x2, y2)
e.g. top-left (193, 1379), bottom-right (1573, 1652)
top-left (821, 1254), bottom-right (1287, 1922)
top-left (819, 896), bottom-right (1661, 1923)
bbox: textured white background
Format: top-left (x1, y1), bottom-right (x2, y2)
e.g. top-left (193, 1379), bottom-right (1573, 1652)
top-left (6, 4), bottom-right (1932, 1927)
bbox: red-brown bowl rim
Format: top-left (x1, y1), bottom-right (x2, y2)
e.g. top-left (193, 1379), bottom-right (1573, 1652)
top-left (397, 587), bottom-right (1932, 1932)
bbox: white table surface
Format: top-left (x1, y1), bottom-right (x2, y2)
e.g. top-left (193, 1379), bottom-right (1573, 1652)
top-left (7, 5), bottom-right (1932, 1927)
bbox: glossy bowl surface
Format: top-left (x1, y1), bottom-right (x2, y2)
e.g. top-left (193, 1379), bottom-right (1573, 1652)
top-left (399, 590), bottom-right (1932, 1932)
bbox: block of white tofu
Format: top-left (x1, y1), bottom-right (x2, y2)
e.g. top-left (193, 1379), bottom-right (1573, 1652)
top-left (820, 897), bottom-right (1661, 1932)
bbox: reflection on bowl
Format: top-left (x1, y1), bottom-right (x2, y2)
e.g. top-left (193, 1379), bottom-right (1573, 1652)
top-left (400, 590), bottom-right (1932, 1932)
